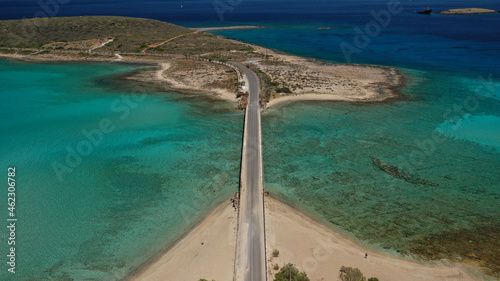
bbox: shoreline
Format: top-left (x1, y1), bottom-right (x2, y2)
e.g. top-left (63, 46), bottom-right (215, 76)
top-left (264, 192), bottom-right (387, 255)
top-left (194, 25), bottom-right (266, 32)
top-left (129, 194), bottom-right (483, 281)
top-left (243, 43), bottom-right (405, 108)
top-left (264, 194), bottom-right (482, 281)
top-left (1, 39), bottom-right (406, 110)
top-left (265, 91), bottom-right (391, 108)
top-left (128, 199), bottom-right (238, 281)
top-left (151, 62), bottom-right (239, 103)
top-left (266, 93), bottom-right (360, 108)
top-left (0, 53), bottom-right (241, 105)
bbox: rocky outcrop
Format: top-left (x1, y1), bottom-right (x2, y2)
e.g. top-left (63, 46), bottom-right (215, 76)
top-left (371, 157), bottom-right (438, 187)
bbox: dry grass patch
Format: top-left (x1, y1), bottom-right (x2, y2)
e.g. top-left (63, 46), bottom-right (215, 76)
top-left (0, 16), bottom-right (192, 52)
top-left (163, 59), bottom-right (238, 96)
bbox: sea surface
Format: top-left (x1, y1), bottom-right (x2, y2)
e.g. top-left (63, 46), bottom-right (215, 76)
top-left (0, 60), bottom-right (243, 280)
top-left (1, 0), bottom-right (500, 279)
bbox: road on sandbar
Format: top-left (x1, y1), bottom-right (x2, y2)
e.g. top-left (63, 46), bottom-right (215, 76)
top-left (231, 62), bottom-right (267, 281)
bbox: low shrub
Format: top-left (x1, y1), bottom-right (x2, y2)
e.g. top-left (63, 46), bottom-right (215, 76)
top-left (272, 249), bottom-right (280, 257)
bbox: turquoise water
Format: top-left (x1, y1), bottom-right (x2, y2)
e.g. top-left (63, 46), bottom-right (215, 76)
top-left (261, 69), bottom-right (500, 272)
top-left (202, 6), bottom-right (500, 273)
top-left (0, 60), bottom-right (243, 280)
top-left (1, 0), bottom-right (500, 278)
top-left (438, 114), bottom-right (500, 151)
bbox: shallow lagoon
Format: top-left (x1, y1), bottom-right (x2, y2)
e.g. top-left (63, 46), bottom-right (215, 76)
top-left (0, 60), bottom-right (243, 280)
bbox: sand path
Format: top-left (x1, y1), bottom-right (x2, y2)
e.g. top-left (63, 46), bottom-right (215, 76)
top-left (141, 32), bottom-right (198, 53)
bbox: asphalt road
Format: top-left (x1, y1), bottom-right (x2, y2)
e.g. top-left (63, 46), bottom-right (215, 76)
top-left (231, 62), bottom-right (267, 281)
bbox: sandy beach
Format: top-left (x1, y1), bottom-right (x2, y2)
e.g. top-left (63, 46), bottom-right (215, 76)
top-left (266, 93), bottom-right (372, 108)
top-left (1, 34), bottom-right (403, 110)
top-left (265, 196), bottom-right (480, 281)
top-left (157, 61), bottom-right (239, 103)
top-left (244, 44), bottom-right (403, 108)
top-left (131, 195), bottom-right (480, 281)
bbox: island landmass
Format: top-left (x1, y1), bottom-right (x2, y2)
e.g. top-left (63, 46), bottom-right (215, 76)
top-left (0, 16), bottom-right (403, 110)
top-left (437, 8), bottom-right (499, 15)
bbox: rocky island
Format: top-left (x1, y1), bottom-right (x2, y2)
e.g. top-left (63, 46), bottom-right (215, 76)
top-left (437, 8), bottom-right (499, 15)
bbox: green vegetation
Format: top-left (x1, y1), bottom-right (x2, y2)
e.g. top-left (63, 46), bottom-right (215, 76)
top-left (339, 266), bottom-right (365, 281)
top-left (276, 87), bottom-right (292, 94)
top-left (0, 49), bottom-right (32, 55)
top-left (202, 54), bottom-right (229, 62)
top-left (249, 66), bottom-right (274, 103)
top-left (274, 263), bottom-right (310, 281)
top-left (0, 16), bottom-right (262, 62)
top-left (0, 16), bottom-right (191, 52)
top-left (339, 266), bottom-right (379, 281)
top-left (272, 249), bottom-right (280, 257)
top-left (156, 32), bottom-right (253, 56)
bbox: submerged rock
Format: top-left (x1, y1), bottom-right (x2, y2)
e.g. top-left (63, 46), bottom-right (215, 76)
top-left (370, 157), bottom-right (438, 187)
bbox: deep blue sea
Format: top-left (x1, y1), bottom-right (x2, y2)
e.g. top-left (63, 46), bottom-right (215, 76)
top-left (1, 0), bottom-right (499, 280)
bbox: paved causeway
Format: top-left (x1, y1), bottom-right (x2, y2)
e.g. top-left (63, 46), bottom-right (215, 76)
top-left (232, 62), bottom-right (267, 281)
